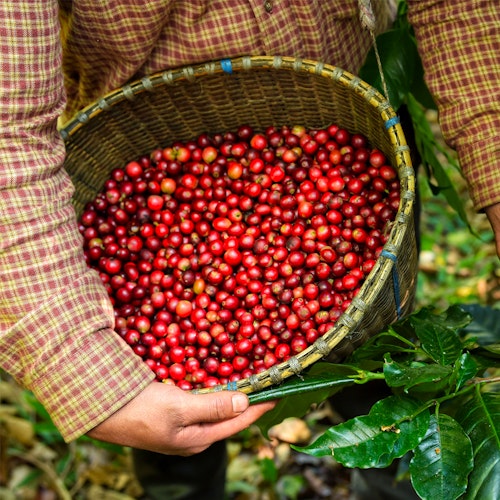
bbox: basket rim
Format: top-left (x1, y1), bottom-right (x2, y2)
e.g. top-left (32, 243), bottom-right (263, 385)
top-left (62, 55), bottom-right (399, 139)
top-left (62, 55), bottom-right (417, 395)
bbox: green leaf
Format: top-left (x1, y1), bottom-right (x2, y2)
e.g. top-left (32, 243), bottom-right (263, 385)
top-left (456, 391), bottom-right (500, 499)
top-left (55, 452), bottom-right (73, 476)
top-left (383, 355), bottom-right (453, 392)
top-left (12, 469), bottom-right (43, 489)
top-left (252, 364), bottom-right (356, 436)
top-left (417, 324), bottom-right (462, 366)
top-left (410, 306), bottom-right (468, 365)
top-left (370, 397), bottom-right (430, 468)
top-left (459, 304), bottom-right (500, 357)
top-left (406, 95), bottom-right (476, 234)
top-left (33, 421), bottom-right (65, 446)
top-left (294, 396), bottom-right (429, 469)
top-left (294, 413), bottom-right (398, 467)
top-left (454, 353), bottom-right (480, 392)
top-left (259, 457), bottom-right (278, 484)
top-left (20, 390), bottom-right (53, 422)
top-left (413, 304), bottom-right (472, 330)
top-left (250, 365), bottom-right (357, 404)
top-left (359, 3), bottom-right (435, 112)
top-left (349, 326), bottom-right (416, 363)
top-left (276, 474), bottom-right (306, 500)
top-left (410, 414), bottom-right (473, 500)
top-left (408, 54), bottom-right (436, 111)
top-left (359, 26), bottom-right (418, 109)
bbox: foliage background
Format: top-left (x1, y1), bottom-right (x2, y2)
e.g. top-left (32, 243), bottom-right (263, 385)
top-left (1, 1), bottom-right (499, 496)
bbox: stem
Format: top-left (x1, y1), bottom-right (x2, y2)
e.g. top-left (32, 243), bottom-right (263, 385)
top-left (468, 375), bottom-right (500, 386)
top-left (363, 330), bottom-right (417, 351)
top-left (9, 451), bottom-right (72, 500)
top-left (354, 371), bottom-right (386, 383)
top-left (402, 373), bottom-right (500, 423)
top-left (386, 331), bottom-right (418, 349)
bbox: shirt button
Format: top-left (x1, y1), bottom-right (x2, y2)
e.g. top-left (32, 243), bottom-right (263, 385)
top-left (264, 0), bottom-right (273, 13)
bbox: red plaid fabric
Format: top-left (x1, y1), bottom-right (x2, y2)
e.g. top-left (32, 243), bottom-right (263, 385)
top-left (59, 0), bottom-right (394, 119)
top-left (1, 0), bottom-right (498, 442)
top-left (408, 0), bottom-right (500, 212)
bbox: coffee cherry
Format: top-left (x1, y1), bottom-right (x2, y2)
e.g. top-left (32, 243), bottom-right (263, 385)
top-left (79, 123), bottom-right (400, 388)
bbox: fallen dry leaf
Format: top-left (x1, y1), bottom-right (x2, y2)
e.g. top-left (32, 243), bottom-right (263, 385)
top-left (2, 415), bottom-right (35, 446)
top-left (268, 417), bottom-right (311, 444)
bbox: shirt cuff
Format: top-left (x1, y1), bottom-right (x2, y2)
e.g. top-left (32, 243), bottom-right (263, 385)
top-left (456, 128), bottom-right (500, 212)
top-left (4, 271), bottom-right (155, 442)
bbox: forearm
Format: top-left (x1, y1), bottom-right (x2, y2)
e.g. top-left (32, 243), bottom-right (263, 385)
top-left (0, 0), bottom-right (154, 442)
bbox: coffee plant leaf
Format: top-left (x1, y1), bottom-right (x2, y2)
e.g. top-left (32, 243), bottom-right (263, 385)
top-left (455, 391), bottom-right (500, 500)
top-left (293, 414), bottom-right (398, 466)
top-left (359, 1), bottom-right (435, 112)
top-left (453, 353), bottom-right (480, 392)
top-left (412, 304), bottom-right (472, 332)
top-left (480, 344), bottom-right (500, 357)
top-left (459, 304), bottom-right (500, 357)
top-left (383, 355), bottom-right (453, 393)
top-left (250, 362), bottom-right (359, 404)
top-left (258, 457), bottom-right (279, 484)
top-left (359, 25), bottom-right (416, 110)
top-left (368, 396), bottom-right (430, 468)
top-left (294, 396), bottom-right (429, 469)
top-left (252, 369), bottom-right (356, 436)
top-left (349, 326), bottom-right (415, 363)
top-left (406, 94), bottom-right (476, 235)
top-left (249, 371), bottom-right (355, 404)
top-left (409, 413), bottom-right (473, 500)
top-left (409, 306), bottom-right (468, 365)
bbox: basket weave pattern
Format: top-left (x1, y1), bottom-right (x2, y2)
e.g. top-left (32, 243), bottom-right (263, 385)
top-left (62, 56), bottom-right (418, 395)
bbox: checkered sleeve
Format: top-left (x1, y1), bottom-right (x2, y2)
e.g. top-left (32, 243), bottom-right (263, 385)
top-left (0, 0), bottom-right (154, 442)
top-left (407, 0), bottom-right (500, 211)
top-left (59, 0), bottom-right (394, 118)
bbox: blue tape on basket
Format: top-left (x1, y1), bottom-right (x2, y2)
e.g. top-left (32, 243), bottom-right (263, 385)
top-left (385, 116), bottom-right (400, 129)
top-left (221, 59), bottom-right (233, 74)
top-left (226, 381), bottom-right (238, 391)
top-left (381, 249), bottom-right (402, 318)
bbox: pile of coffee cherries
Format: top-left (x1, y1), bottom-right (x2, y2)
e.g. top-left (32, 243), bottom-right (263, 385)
top-left (78, 124), bottom-right (400, 390)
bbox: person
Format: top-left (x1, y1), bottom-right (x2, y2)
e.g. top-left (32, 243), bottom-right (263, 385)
top-left (1, 0), bottom-right (498, 498)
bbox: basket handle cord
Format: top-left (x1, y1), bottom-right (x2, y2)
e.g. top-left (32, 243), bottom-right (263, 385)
top-left (359, 0), bottom-right (404, 320)
top-left (358, 0), bottom-right (391, 103)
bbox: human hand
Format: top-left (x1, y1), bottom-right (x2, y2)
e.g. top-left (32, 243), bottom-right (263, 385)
top-left (86, 381), bottom-right (276, 456)
top-left (485, 202), bottom-right (500, 259)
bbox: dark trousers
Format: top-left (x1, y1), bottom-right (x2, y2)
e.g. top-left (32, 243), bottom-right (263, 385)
top-left (132, 440), bottom-right (227, 500)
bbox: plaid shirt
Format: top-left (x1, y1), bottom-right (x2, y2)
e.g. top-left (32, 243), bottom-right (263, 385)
top-left (1, 0), bottom-right (498, 442)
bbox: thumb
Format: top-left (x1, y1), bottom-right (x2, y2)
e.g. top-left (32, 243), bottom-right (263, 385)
top-left (181, 391), bottom-right (250, 425)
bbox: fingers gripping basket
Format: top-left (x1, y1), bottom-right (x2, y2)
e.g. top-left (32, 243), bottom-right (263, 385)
top-left (62, 56), bottom-right (418, 395)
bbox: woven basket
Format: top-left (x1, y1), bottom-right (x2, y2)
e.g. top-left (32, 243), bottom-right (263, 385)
top-left (61, 56), bottom-right (418, 395)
